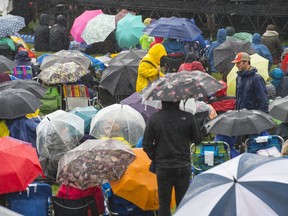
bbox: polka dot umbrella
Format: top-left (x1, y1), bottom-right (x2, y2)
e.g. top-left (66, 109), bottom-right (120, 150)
top-left (0, 14), bottom-right (25, 37)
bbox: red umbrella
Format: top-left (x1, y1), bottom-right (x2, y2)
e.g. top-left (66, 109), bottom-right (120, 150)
top-left (0, 137), bottom-right (43, 194)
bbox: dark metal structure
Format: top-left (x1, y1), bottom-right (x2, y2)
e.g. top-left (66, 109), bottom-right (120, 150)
top-left (32, 0), bottom-right (288, 37)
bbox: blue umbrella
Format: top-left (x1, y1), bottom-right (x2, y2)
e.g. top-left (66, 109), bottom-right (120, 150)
top-left (143, 17), bottom-right (202, 41)
top-left (0, 15), bottom-right (25, 37)
top-left (69, 106), bottom-right (99, 133)
top-left (175, 153), bottom-right (288, 216)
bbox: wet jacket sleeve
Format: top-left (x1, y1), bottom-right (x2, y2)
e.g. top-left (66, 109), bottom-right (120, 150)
top-left (138, 61), bottom-right (159, 79)
top-left (142, 120), bottom-right (156, 160)
top-left (254, 75), bottom-right (269, 113)
top-left (190, 115), bottom-right (202, 145)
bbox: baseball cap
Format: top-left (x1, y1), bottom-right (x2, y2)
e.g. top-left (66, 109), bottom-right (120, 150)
top-left (231, 52), bottom-right (251, 63)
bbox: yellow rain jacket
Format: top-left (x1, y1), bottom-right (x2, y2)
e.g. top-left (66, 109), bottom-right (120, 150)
top-left (0, 120), bottom-right (9, 137)
top-left (136, 43), bottom-right (167, 92)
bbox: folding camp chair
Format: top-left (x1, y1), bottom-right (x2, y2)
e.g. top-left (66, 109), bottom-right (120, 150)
top-left (244, 135), bottom-right (284, 157)
top-left (191, 141), bottom-right (230, 176)
top-left (51, 196), bottom-right (99, 216)
top-left (11, 65), bottom-right (33, 80)
top-left (63, 84), bottom-right (91, 111)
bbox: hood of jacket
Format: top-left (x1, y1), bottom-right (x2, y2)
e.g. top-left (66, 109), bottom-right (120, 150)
top-left (15, 50), bottom-right (31, 62)
top-left (270, 68), bottom-right (284, 80)
top-left (263, 30), bottom-right (279, 37)
top-left (56, 15), bottom-right (67, 26)
top-left (252, 33), bottom-right (261, 44)
top-left (39, 13), bottom-right (49, 25)
top-left (147, 43), bottom-right (167, 65)
top-left (217, 28), bottom-right (227, 43)
top-left (237, 67), bottom-right (257, 78)
top-left (215, 80), bottom-right (228, 97)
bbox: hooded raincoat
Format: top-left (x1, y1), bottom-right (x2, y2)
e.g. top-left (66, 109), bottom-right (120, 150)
top-left (252, 33), bottom-right (273, 69)
top-left (136, 43), bottom-right (167, 92)
top-left (207, 28), bottom-right (227, 72)
top-left (34, 13), bottom-right (50, 51)
top-left (261, 30), bottom-right (282, 64)
top-left (50, 15), bottom-right (70, 52)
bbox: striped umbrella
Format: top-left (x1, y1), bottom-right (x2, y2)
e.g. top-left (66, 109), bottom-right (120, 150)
top-left (175, 153), bottom-right (288, 216)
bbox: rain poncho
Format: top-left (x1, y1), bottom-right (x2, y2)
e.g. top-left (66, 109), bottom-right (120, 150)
top-left (207, 28), bottom-right (226, 72)
top-left (0, 37), bottom-right (16, 60)
top-left (261, 30), bottom-right (282, 64)
top-left (0, 120), bottom-right (9, 137)
top-left (162, 38), bottom-right (188, 54)
top-left (136, 43), bottom-right (167, 92)
top-left (252, 33), bottom-right (273, 70)
top-left (270, 68), bottom-right (284, 90)
top-left (34, 13), bottom-right (50, 51)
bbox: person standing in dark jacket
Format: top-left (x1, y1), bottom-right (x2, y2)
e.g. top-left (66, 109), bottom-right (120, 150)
top-left (34, 13), bottom-right (50, 51)
top-left (143, 101), bottom-right (202, 216)
top-left (49, 14), bottom-right (70, 52)
top-left (232, 52), bottom-right (268, 113)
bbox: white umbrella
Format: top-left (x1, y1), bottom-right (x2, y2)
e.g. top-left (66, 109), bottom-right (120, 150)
top-left (175, 153), bottom-right (288, 216)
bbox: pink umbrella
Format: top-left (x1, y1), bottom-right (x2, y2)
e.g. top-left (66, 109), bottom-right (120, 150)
top-left (70, 10), bottom-right (103, 42)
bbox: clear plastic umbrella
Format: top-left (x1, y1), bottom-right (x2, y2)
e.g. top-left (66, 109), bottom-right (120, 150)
top-left (90, 104), bottom-right (146, 146)
top-left (36, 110), bottom-right (84, 180)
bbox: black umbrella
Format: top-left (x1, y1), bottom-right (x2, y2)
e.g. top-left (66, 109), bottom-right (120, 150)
top-left (100, 50), bottom-right (147, 96)
top-left (0, 55), bottom-right (17, 73)
top-left (269, 96), bottom-right (288, 123)
top-left (205, 109), bottom-right (276, 136)
top-left (0, 89), bottom-right (42, 119)
top-left (0, 80), bottom-right (47, 98)
top-left (213, 38), bottom-right (255, 74)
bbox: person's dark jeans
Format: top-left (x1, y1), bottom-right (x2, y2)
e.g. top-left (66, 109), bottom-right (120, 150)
top-left (156, 165), bottom-right (191, 216)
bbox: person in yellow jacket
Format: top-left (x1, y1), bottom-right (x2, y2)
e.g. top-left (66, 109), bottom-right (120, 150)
top-left (136, 43), bottom-right (167, 92)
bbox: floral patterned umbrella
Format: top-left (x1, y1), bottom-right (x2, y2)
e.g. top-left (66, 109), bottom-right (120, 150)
top-left (82, 13), bottom-right (116, 45)
top-left (57, 139), bottom-right (136, 190)
top-left (38, 62), bottom-right (89, 85)
top-left (140, 71), bottom-right (224, 102)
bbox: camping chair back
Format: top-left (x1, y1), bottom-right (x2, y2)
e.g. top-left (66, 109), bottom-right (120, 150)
top-left (51, 196), bottom-right (99, 216)
top-left (11, 65), bottom-right (33, 80)
top-left (162, 53), bottom-right (186, 73)
top-left (191, 141), bottom-right (230, 176)
top-left (63, 84), bottom-right (90, 111)
top-left (245, 135), bottom-right (284, 157)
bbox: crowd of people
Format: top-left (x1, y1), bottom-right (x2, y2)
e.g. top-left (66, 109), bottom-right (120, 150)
top-left (1, 12), bottom-right (288, 216)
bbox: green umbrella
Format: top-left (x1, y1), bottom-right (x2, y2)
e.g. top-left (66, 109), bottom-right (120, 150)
top-left (115, 14), bottom-right (145, 49)
top-left (69, 106), bottom-right (99, 133)
top-left (231, 32), bottom-right (252, 42)
top-left (81, 13), bottom-right (116, 45)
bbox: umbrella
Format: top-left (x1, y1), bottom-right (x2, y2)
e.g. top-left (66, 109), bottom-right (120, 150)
top-left (269, 96), bottom-right (288, 123)
top-left (57, 139), bottom-right (136, 190)
top-left (227, 53), bottom-right (269, 96)
top-left (36, 110), bottom-right (84, 180)
top-left (40, 50), bottom-right (91, 70)
top-left (0, 14), bottom-right (25, 37)
top-left (0, 55), bottom-right (17, 73)
top-left (175, 153), bottom-right (288, 216)
top-left (115, 13), bottom-right (145, 48)
top-left (38, 62), bottom-right (89, 85)
top-left (143, 17), bottom-right (202, 41)
top-left (205, 109), bottom-right (276, 136)
top-left (231, 32), bottom-right (253, 42)
top-left (0, 88), bottom-right (41, 119)
top-left (213, 38), bottom-right (255, 74)
top-left (100, 50), bottom-right (147, 96)
top-left (90, 104), bottom-right (146, 147)
top-left (82, 13), bottom-right (116, 45)
top-left (70, 9), bottom-right (103, 42)
top-left (0, 137), bottom-right (42, 194)
top-left (115, 9), bottom-right (136, 24)
top-left (69, 106), bottom-right (99, 134)
top-left (120, 92), bottom-right (159, 122)
top-left (0, 79), bottom-right (47, 98)
top-left (110, 148), bottom-right (159, 210)
top-left (140, 71), bottom-right (224, 102)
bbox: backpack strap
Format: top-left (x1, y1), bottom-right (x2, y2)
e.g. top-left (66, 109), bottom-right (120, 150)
top-left (141, 60), bottom-right (157, 68)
